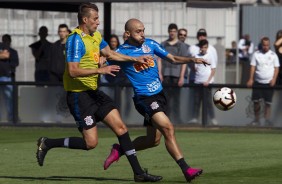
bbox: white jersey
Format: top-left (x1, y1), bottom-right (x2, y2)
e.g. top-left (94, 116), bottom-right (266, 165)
top-left (189, 44), bottom-right (218, 64)
top-left (250, 49), bottom-right (280, 84)
top-left (194, 52), bottom-right (216, 84)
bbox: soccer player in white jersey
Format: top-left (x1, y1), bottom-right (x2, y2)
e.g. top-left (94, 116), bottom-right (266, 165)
top-left (247, 37), bottom-right (279, 126)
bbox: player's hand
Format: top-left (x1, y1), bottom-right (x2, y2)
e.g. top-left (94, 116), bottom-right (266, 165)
top-left (99, 56), bottom-right (107, 67)
top-left (135, 55), bottom-right (153, 66)
top-left (99, 65), bottom-right (120, 76)
top-left (194, 58), bottom-right (210, 66)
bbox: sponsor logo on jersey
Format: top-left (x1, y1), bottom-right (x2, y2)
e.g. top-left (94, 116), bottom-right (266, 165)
top-left (147, 78), bottom-right (161, 92)
top-left (142, 44), bottom-right (151, 53)
top-left (133, 57), bottom-right (155, 72)
top-left (84, 116), bottom-right (94, 126)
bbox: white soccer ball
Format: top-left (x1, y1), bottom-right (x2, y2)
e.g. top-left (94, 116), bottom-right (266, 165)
top-left (213, 87), bottom-right (237, 111)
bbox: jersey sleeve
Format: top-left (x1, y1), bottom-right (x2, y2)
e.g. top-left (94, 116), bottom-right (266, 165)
top-left (100, 39), bottom-right (108, 50)
top-left (66, 34), bottom-right (84, 62)
top-left (151, 40), bottom-right (168, 59)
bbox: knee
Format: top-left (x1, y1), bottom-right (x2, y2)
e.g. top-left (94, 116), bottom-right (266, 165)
top-left (115, 123), bottom-right (128, 136)
top-left (162, 124), bottom-right (175, 139)
top-left (153, 137), bottom-right (161, 147)
top-left (85, 139), bottom-right (98, 150)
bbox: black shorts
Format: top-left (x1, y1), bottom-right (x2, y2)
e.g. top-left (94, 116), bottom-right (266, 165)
top-left (67, 90), bottom-right (117, 132)
top-left (133, 90), bottom-right (168, 126)
top-left (252, 82), bottom-right (274, 104)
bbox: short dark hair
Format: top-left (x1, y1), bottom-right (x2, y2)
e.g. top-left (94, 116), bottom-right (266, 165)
top-left (58, 24), bottom-right (69, 30)
top-left (197, 28), bottom-right (207, 38)
top-left (261, 36), bottom-right (270, 43)
top-left (2, 34), bottom-right (11, 43)
top-left (168, 23), bottom-right (178, 31)
top-left (198, 39), bottom-right (208, 48)
top-left (78, 3), bottom-right (99, 25)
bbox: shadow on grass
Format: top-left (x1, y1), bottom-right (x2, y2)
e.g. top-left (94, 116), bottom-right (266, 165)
top-left (0, 175), bottom-right (132, 182)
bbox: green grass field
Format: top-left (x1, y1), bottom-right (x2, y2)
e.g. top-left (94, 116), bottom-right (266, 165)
top-left (0, 126), bottom-right (281, 184)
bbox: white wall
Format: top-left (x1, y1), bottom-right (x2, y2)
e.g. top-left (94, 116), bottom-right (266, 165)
top-left (0, 2), bottom-right (238, 82)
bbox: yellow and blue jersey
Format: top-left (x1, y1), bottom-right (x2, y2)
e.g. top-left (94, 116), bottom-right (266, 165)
top-left (63, 28), bottom-right (108, 92)
top-left (109, 38), bottom-right (168, 96)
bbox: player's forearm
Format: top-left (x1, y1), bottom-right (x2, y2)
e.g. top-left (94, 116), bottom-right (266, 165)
top-left (68, 67), bottom-right (100, 78)
top-left (166, 54), bottom-right (194, 64)
top-left (107, 51), bottom-right (137, 62)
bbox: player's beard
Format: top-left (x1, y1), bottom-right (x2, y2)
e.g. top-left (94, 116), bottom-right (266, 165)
top-left (128, 36), bottom-right (144, 47)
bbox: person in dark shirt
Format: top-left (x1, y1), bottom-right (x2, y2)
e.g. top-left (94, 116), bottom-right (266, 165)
top-left (0, 34), bottom-right (19, 122)
top-left (29, 26), bottom-right (51, 83)
top-left (49, 24), bottom-right (70, 83)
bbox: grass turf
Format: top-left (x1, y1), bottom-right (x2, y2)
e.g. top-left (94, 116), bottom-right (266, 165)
top-left (0, 127), bottom-right (281, 184)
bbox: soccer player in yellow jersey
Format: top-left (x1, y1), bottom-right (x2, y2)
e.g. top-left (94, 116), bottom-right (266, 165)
top-left (36, 3), bottom-right (162, 182)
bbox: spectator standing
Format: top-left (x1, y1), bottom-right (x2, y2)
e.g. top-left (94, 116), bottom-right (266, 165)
top-left (188, 40), bottom-right (217, 125)
top-left (274, 30), bottom-right (282, 85)
top-left (189, 28), bottom-right (218, 84)
top-left (189, 28), bottom-right (218, 124)
top-left (29, 26), bottom-right (52, 83)
top-left (238, 34), bottom-right (254, 84)
top-left (49, 24), bottom-right (70, 83)
top-left (178, 28), bottom-right (191, 83)
top-left (228, 41), bottom-right (237, 63)
top-left (158, 23), bottom-right (188, 123)
top-left (0, 34), bottom-right (19, 122)
top-left (246, 37), bottom-right (279, 126)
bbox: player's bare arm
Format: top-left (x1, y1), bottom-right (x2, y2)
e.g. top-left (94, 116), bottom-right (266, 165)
top-left (100, 45), bottom-right (150, 65)
top-left (67, 62), bottom-right (120, 78)
top-left (165, 53), bottom-right (209, 66)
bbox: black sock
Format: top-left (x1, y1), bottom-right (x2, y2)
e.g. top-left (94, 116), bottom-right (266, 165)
top-left (45, 137), bottom-right (87, 150)
top-left (118, 132), bottom-right (144, 175)
top-left (176, 158), bottom-right (190, 173)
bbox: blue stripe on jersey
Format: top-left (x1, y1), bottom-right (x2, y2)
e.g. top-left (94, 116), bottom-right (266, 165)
top-left (110, 38), bottom-right (168, 96)
top-left (66, 34), bottom-right (85, 62)
top-left (66, 34), bottom-right (108, 62)
top-left (100, 39), bottom-right (108, 50)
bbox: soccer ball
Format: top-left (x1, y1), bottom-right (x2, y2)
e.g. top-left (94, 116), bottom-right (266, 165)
top-left (213, 87), bottom-right (236, 111)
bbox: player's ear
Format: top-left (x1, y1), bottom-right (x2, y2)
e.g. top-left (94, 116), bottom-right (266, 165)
top-left (125, 31), bottom-right (130, 37)
top-left (83, 17), bottom-right (87, 23)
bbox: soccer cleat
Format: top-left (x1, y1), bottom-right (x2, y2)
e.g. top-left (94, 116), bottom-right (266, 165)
top-left (104, 143), bottom-right (121, 170)
top-left (184, 167), bottom-right (203, 183)
top-left (134, 169), bottom-right (163, 182)
top-left (36, 137), bottom-right (49, 166)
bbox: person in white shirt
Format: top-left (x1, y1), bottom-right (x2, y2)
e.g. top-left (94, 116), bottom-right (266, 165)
top-left (189, 28), bottom-right (218, 83)
top-left (238, 34), bottom-right (254, 84)
top-left (247, 37), bottom-right (279, 127)
top-left (188, 39), bottom-right (217, 125)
